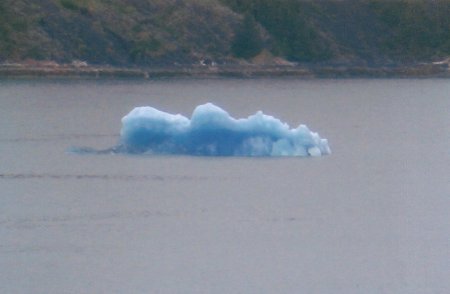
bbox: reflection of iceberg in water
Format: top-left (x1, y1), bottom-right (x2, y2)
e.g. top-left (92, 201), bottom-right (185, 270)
top-left (118, 103), bottom-right (330, 157)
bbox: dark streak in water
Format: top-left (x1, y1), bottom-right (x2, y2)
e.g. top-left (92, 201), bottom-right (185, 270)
top-left (0, 173), bottom-right (206, 181)
top-left (67, 146), bottom-right (122, 155)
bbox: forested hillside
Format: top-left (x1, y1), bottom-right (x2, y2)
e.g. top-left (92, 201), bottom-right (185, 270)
top-left (1, 0), bottom-right (449, 66)
top-left (221, 0), bottom-right (450, 65)
top-left (0, 0), bottom-right (240, 65)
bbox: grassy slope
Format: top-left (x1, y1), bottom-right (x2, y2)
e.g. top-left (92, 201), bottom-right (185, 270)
top-left (1, 0), bottom-right (449, 66)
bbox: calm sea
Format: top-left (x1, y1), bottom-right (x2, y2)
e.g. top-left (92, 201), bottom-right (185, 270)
top-left (1, 78), bottom-right (449, 293)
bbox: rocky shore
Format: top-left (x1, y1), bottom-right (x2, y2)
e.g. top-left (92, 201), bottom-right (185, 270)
top-left (0, 61), bottom-right (448, 79)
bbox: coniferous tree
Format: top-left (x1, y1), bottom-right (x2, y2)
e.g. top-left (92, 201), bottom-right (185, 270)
top-left (231, 14), bottom-right (263, 59)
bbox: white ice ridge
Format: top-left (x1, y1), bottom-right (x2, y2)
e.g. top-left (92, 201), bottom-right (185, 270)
top-left (119, 103), bottom-right (331, 157)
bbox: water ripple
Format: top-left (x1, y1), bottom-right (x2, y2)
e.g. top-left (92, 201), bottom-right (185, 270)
top-left (0, 134), bottom-right (118, 143)
top-left (0, 173), bottom-right (206, 181)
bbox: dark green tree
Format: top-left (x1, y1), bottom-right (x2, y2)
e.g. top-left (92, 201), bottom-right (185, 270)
top-left (231, 14), bottom-right (263, 59)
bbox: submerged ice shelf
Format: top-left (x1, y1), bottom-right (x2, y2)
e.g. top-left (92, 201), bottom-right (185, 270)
top-left (117, 103), bottom-right (330, 157)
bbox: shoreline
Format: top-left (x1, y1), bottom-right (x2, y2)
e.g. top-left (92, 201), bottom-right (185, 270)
top-left (0, 63), bottom-right (448, 79)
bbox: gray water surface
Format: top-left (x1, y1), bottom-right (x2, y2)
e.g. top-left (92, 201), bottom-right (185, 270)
top-left (1, 78), bottom-right (449, 293)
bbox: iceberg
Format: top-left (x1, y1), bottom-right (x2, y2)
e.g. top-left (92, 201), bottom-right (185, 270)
top-left (118, 103), bottom-right (330, 157)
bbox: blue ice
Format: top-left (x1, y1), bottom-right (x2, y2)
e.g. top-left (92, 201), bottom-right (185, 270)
top-left (119, 103), bottom-right (330, 157)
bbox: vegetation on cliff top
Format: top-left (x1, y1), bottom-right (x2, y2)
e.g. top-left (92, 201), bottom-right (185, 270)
top-left (0, 0), bottom-right (449, 66)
